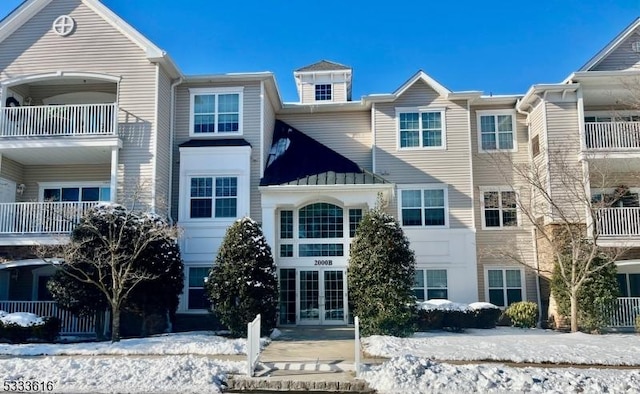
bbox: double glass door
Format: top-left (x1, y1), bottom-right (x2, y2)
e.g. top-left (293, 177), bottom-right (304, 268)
top-left (299, 269), bottom-right (346, 325)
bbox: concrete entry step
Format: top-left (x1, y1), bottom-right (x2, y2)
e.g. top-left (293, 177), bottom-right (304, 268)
top-left (226, 374), bottom-right (374, 393)
top-left (260, 339), bottom-right (355, 363)
top-left (275, 326), bottom-right (355, 341)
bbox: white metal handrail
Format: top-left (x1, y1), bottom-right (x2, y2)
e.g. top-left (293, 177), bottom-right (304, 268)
top-left (0, 201), bottom-right (99, 234)
top-left (0, 301), bottom-right (96, 335)
top-left (585, 121), bottom-right (640, 150)
top-left (246, 314), bottom-right (261, 377)
top-left (595, 207), bottom-right (640, 237)
top-left (0, 103), bottom-right (117, 137)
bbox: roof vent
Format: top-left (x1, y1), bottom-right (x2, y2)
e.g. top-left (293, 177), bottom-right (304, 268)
top-left (632, 41), bottom-right (640, 53)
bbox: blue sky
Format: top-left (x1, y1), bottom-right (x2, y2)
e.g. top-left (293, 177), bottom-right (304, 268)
top-left (1, 1), bottom-right (639, 102)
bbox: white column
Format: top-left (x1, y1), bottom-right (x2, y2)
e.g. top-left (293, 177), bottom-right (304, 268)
top-left (261, 203), bottom-right (277, 259)
top-left (110, 146), bottom-right (119, 203)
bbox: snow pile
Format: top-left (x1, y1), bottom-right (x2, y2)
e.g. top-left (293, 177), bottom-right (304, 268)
top-left (361, 355), bottom-right (640, 394)
top-left (416, 299), bottom-right (499, 312)
top-left (468, 302), bottom-right (499, 310)
top-left (364, 327), bottom-right (640, 365)
top-left (0, 331), bottom-right (268, 356)
top-left (0, 312), bottom-right (44, 327)
top-left (0, 354), bottom-right (244, 394)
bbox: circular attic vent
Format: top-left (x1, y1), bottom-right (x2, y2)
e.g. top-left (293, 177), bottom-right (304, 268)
top-left (52, 15), bottom-right (75, 37)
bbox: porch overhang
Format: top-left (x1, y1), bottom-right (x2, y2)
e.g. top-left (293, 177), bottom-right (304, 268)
top-left (0, 137), bottom-right (121, 165)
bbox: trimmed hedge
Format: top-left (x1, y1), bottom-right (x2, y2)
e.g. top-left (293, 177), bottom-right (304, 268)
top-left (0, 317), bottom-right (61, 343)
top-left (416, 308), bottom-right (501, 332)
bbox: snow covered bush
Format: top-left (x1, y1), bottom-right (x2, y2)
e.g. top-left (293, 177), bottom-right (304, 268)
top-left (348, 205), bottom-right (416, 337)
top-left (0, 312), bottom-right (60, 343)
top-left (205, 217), bottom-right (278, 337)
top-left (470, 303), bottom-right (501, 329)
top-left (415, 301), bottom-right (500, 331)
top-left (505, 301), bottom-right (538, 328)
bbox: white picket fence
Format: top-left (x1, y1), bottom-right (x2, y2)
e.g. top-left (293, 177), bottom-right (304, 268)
top-left (0, 301), bottom-right (96, 335)
top-left (246, 314), bottom-right (261, 377)
top-left (354, 316), bottom-right (361, 377)
top-left (604, 297), bottom-right (640, 328)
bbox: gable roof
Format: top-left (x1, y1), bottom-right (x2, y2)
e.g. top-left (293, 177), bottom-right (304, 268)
top-left (295, 60), bottom-right (351, 72)
top-left (579, 17), bottom-right (640, 71)
top-left (261, 120), bottom-right (387, 186)
top-left (0, 0), bottom-right (182, 78)
top-left (362, 70), bottom-right (467, 103)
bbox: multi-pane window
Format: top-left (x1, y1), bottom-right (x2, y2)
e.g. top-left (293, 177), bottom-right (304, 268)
top-left (482, 190), bottom-right (517, 228)
top-left (188, 267), bottom-right (210, 310)
top-left (617, 273), bottom-right (640, 297)
top-left (189, 177), bottom-right (237, 219)
top-left (398, 111), bottom-right (444, 148)
top-left (592, 189), bottom-right (640, 208)
top-left (487, 269), bottom-right (523, 307)
top-left (299, 243), bottom-right (344, 257)
top-left (299, 203), bottom-right (343, 238)
top-left (413, 269), bottom-right (448, 301)
top-left (400, 187), bottom-right (447, 227)
top-left (349, 209), bottom-right (363, 237)
top-left (191, 89), bottom-right (241, 134)
top-left (315, 84), bottom-right (332, 101)
top-left (43, 186), bottom-right (110, 202)
top-left (479, 111), bottom-right (515, 151)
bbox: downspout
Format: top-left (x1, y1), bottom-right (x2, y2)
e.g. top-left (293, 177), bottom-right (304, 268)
top-left (371, 103), bottom-right (377, 173)
top-left (168, 76), bottom-right (184, 225)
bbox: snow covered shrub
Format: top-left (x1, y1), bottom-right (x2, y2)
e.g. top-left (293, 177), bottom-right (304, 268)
top-left (31, 317), bottom-right (61, 342)
top-left (469, 303), bottom-right (502, 329)
top-left (348, 205), bottom-right (416, 337)
top-left (505, 301), bottom-right (538, 328)
top-left (441, 310), bottom-right (473, 332)
top-left (0, 313), bottom-right (60, 343)
top-left (416, 309), bottom-right (444, 331)
top-left (206, 217), bottom-right (278, 337)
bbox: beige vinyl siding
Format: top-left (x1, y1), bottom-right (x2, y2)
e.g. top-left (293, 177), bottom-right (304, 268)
top-left (590, 171), bottom-right (640, 189)
top-left (374, 80), bottom-right (473, 229)
top-left (21, 164), bottom-right (110, 201)
top-left (173, 81), bottom-right (263, 220)
top-left (0, 156), bottom-right (24, 186)
top-left (300, 82), bottom-right (347, 103)
top-left (592, 29), bottom-right (640, 71)
top-left (262, 88), bottom-right (276, 176)
top-left (277, 110), bottom-right (372, 170)
top-left (0, 0), bottom-right (158, 208)
top-left (333, 82), bottom-right (347, 102)
top-left (155, 66), bottom-right (173, 216)
top-left (528, 102), bottom-right (549, 218)
top-left (470, 104), bottom-right (536, 302)
top-left (26, 83), bottom-right (117, 105)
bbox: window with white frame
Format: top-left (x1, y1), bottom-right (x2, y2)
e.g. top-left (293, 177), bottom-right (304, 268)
top-left (413, 269), bottom-right (448, 301)
top-left (187, 267), bottom-right (210, 310)
top-left (591, 188), bottom-right (640, 208)
top-left (315, 84), bottom-right (332, 101)
top-left (42, 184), bottom-right (111, 202)
top-left (400, 186), bottom-right (448, 227)
top-left (478, 110), bottom-right (516, 152)
top-left (190, 88), bottom-right (243, 135)
top-left (398, 109), bottom-right (445, 149)
top-left (487, 268), bottom-right (523, 307)
top-left (189, 176), bottom-right (237, 219)
top-left (481, 188), bottom-right (518, 228)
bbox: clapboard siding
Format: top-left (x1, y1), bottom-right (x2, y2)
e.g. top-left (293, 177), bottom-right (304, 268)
top-left (593, 30), bottom-right (640, 71)
top-left (21, 164), bottom-right (110, 201)
top-left (26, 83), bottom-right (117, 105)
top-left (277, 110), bottom-right (372, 170)
top-left (0, 0), bottom-right (159, 208)
top-left (0, 157), bottom-right (24, 194)
top-left (374, 80), bottom-right (473, 229)
top-left (173, 81), bottom-right (263, 221)
top-left (155, 66), bottom-right (173, 216)
top-left (262, 86), bottom-right (276, 175)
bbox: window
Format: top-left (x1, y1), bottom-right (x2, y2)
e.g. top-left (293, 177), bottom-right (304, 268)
top-left (190, 88), bottom-right (243, 135)
top-left (487, 268), bottom-right (523, 307)
top-left (299, 203), bottom-right (343, 238)
top-left (349, 209), bottom-right (363, 237)
top-left (478, 110), bottom-right (516, 152)
top-left (413, 269), bottom-right (448, 301)
top-left (617, 273), bottom-right (640, 297)
top-left (400, 186), bottom-right (448, 227)
top-left (189, 177), bottom-right (237, 219)
top-left (592, 188), bottom-right (640, 208)
top-left (43, 185), bottom-right (110, 202)
top-left (315, 84), bottom-right (332, 101)
top-left (531, 135), bottom-right (540, 157)
top-left (482, 189), bottom-right (517, 229)
top-left (398, 110), bottom-right (445, 149)
top-left (188, 267), bottom-right (210, 310)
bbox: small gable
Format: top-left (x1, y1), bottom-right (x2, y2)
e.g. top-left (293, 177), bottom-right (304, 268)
top-left (592, 28), bottom-right (640, 71)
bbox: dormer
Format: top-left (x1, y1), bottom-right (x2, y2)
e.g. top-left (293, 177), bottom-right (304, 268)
top-left (293, 60), bottom-right (352, 104)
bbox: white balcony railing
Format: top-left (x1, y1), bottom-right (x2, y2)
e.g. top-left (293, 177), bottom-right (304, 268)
top-left (595, 207), bottom-right (640, 237)
top-left (0, 103), bottom-right (117, 137)
top-left (0, 202), bottom-right (99, 235)
top-left (0, 301), bottom-right (97, 335)
top-left (585, 121), bottom-right (640, 150)
top-left (603, 297), bottom-right (640, 328)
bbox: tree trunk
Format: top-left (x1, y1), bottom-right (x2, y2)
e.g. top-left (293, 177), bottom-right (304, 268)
top-left (570, 290), bottom-right (579, 333)
top-left (111, 306), bottom-right (121, 342)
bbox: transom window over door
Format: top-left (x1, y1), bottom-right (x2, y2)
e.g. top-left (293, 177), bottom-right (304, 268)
top-left (478, 110), bottom-right (516, 152)
top-left (190, 88), bottom-right (243, 135)
top-left (189, 176), bottom-right (238, 219)
top-left (398, 109), bottom-right (445, 149)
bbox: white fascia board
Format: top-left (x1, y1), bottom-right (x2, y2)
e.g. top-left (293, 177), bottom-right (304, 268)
top-left (0, 137), bottom-right (121, 150)
top-left (579, 17), bottom-right (640, 71)
top-left (279, 101), bottom-right (369, 114)
top-left (0, 0), bottom-right (54, 44)
top-left (517, 83), bottom-right (580, 111)
top-left (394, 71), bottom-right (451, 98)
top-left (184, 72), bottom-right (275, 83)
top-left (258, 183), bottom-right (394, 194)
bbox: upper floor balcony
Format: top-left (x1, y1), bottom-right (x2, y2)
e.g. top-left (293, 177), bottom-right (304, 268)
top-left (595, 207), bottom-right (640, 247)
top-left (584, 121), bottom-right (640, 151)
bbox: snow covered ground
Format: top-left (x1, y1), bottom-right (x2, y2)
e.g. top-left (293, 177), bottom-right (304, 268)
top-left (361, 327), bottom-right (640, 393)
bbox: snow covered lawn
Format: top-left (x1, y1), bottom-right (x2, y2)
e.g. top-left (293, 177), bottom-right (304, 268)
top-left (0, 331), bottom-right (260, 356)
top-left (363, 327), bottom-right (640, 366)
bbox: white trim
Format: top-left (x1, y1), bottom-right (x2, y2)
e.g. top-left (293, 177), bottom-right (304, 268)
top-left (151, 64), bottom-right (160, 213)
top-left (396, 107), bottom-right (447, 150)
top-left (184, 175), bottom-right (242, 222)
top-left (183, 265), bottom-right (211, 313)
top-left (466, 100), bottom-right (476, 229)
top-left (479, 186), bottom-right (520, 230)
top-left (110, 147), bottom-right (118, 203)
top-left (412, 268), bottom-right (449, 301)
top-left (0, 0), bottom-right (55, 44)
top-left (188, 87), bottom-right (244, 137)
top-left (483, 266), bottom-right (526, 307)
top-left (394, 71), bottom-right (451, 98)
top-left (1, 72), bottom-right (121, 88)
top-left (0, 259), bottom-right (49, 269)
top-left (314, 83), bottom-right (333, 102)
top-left (579, 17), bottom-right (640, 71)
top-left (260, 81), bottom-right (265, 177)
top-left (372, 103), bottom-right (377, 173)
top-left (397, 184), bottom-right (450, 228)
top-left (476, 109), bottom-right (518, 153)
top-left (31, 265), bottom-right (56, 301)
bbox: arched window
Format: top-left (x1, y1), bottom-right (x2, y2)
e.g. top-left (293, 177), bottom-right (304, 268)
top-left (298, 203), bottom-right (343, 239)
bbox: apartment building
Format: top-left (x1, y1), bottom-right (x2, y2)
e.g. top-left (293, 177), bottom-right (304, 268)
top-left (0, 0), bottom-right (637, 331)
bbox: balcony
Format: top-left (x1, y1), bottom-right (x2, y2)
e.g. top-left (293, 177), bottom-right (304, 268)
top-left (0, 201), bottom-right (99, 235)
top-left (595, 207), bottom-right (640, 246)
top-left (603, 297), bottom-right (640, 329)
top-left (0, 103), bottom-right (117, 138)
top-left (585, 121), bottom-right (640, 150)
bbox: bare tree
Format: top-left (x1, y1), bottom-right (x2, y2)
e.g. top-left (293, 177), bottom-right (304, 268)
top-left (485, 149), bottom-right (628, 332)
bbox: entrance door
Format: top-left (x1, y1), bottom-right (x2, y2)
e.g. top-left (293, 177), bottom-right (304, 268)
top-left (299, 269), bottom-right (346, 325)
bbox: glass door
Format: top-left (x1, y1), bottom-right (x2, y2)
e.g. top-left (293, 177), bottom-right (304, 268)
top-left (323, 270), bottom-right (345, 324)
top-left (299, 270), bottom-right (320, 323)
top-left (298, 269), bottom-right (347, 325)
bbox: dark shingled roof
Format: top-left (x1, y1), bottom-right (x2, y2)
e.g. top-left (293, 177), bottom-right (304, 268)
top-left (179, 138), bottom-right (251, 148)
top-left (295, 60), bottom-right (351, 72)
top-left (261, 120), bottom-right (389, 186)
